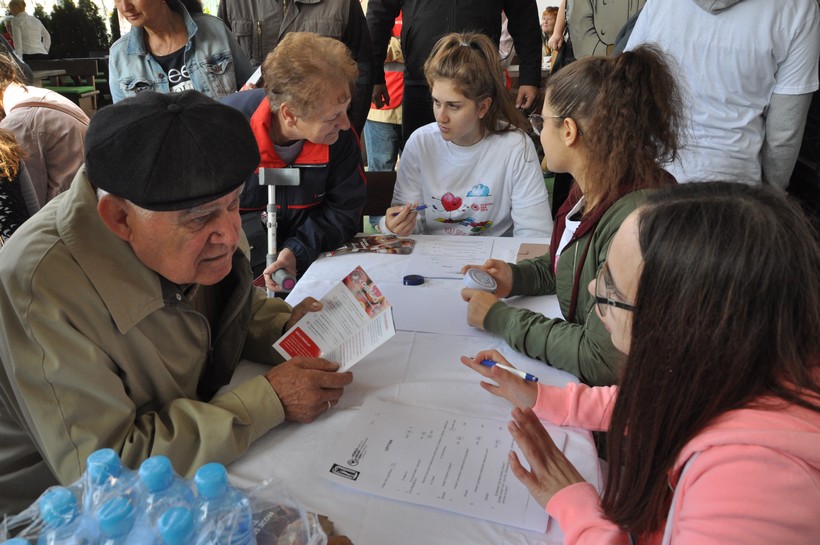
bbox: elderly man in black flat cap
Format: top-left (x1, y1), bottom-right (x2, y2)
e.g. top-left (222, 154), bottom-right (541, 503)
top-left (0, 90), bottom-right (353, 516)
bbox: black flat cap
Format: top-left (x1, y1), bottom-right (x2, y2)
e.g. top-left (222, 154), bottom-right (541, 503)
top-left (85, 90), bottom-right (260, 211)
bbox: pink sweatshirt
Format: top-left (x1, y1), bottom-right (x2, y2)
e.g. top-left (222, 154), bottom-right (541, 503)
top-left (534, 383), bottom-right (820, 545)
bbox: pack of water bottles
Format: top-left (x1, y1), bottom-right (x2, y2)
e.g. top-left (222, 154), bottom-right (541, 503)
top-left (0, 449), bottom-right (327, 545)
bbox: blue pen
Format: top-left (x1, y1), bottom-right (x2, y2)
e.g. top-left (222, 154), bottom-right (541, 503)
top-left (480, 359), bottom-right (539, 382)
top-left (391, 204), bottom-right (428, 216)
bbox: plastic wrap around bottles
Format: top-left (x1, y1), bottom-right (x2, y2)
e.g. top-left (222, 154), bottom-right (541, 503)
top-left (0, 450), bottom-right (327, 545)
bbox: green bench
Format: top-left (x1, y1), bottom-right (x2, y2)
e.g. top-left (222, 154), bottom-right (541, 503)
top-left (29, 58), bottom-right (101, 116)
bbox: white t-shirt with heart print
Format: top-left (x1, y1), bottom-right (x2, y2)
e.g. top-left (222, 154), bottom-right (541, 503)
top-left (382, 122), bottom-right (553, 238)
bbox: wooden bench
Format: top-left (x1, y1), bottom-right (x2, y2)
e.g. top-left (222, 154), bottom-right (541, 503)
top-left (28, 59), bottom-right (100, 116)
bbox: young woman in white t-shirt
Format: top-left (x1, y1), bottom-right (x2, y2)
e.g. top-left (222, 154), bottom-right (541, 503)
top-left (380, 32), bottom-right (552, 238)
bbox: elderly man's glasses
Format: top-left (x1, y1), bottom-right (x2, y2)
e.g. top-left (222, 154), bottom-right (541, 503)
top-left (594, 264), bottom-right (635, 316)
top-left (528, 113), bottom-right (584, 136)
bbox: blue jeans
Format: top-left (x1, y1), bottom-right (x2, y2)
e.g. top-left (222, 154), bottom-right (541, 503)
top-left (364, 120), bottom-right (401, 172)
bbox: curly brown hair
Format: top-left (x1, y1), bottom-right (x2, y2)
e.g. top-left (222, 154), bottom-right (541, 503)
top-left (0, 128), bottom-right (24, 180)
top-left (262, 32), bottom-right (358, 119)
top-left (544, 44), bottom-right (684, 213)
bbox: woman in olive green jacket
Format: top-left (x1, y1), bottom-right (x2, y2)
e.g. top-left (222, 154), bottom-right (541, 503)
top-left (462, 45), bottom-right (682, 386)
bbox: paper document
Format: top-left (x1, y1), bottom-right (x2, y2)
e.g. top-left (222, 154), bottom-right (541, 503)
top-left (273, 267), bottom-right (395, 371)
top-left (402, 237), bottom-right (494, 279)
top-left (323, 398), bottom-right (564, 531)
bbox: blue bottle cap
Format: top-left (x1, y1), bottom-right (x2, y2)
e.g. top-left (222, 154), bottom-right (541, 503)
top-left (402, 274), bottom-right (424, 286)
top-left (194, 462), bottom-right (228, 500)
top-left (98, 496), bottom-right (136, 538)
top-left (87, 448), bottom-right (122, 485)
top-left (139, 455), bottom-right (174, 493)
top-left (38, 487), bottom-right (78, 527)
top-left (158, 507), bottom-right (195, 545)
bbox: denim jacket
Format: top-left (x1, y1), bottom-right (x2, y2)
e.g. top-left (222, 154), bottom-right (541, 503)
top-left (108, 7), bottom-right (254, 102)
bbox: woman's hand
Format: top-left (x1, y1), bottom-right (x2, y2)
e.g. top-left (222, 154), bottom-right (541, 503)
top-left (508, 407), bottom-right (586, 508)
top-left (461, 289), bottom-right (501, 330)
top-left (263, 248), bottom-right (297, 292)
top-left (460, 259), bottom-right (513, 297)
top-left (460, 350), bottom-right (537, 409)
top-left (384, 204), bottom-right (419, 236)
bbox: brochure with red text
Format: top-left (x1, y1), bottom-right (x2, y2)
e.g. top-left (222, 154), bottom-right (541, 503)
top-left (273, 266), bottom-right (395, 371)
top-left (323, 234), bottom-right (416, 257)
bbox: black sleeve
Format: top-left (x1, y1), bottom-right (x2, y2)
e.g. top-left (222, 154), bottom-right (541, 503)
top-left (503, 0), bottom-right (543, 88)
top-left (365, 0), bottom-right (403, 85)
top-left (344, 0), bottom-right (375, 135)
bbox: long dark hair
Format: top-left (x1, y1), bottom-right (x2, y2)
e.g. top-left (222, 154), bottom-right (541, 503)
top-left (424, 32), bottom-right (528, 134)
top-left (602, 182), bottom-right (820, 535)
top-left (544, 44), bottom-right (683, 213)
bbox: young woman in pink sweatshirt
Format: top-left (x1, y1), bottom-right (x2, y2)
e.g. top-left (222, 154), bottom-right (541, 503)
top-left (462, 182), bottom-right (820, 544)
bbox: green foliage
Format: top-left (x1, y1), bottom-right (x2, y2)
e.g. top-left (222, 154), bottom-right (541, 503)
top-left (33, 4), bottom-right (51, 32)
top-left (48, 0), bottom-right (111, 57)
top-left (109, 8), bottom-right (120, 43)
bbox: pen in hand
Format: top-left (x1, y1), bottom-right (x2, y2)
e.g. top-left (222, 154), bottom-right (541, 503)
top-left (480, 359), bottom-right (539, 382)
top-left (391, 204), bottom-right (428, 216)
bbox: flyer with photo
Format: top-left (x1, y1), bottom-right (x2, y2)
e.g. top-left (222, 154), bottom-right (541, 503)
top-left (323, 235), bottom-right (416, 257)
top-left (273, 266), bottom-right (395, 370)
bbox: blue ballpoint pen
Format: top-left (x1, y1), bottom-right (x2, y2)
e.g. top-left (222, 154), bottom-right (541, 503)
top-left (391, 204), bottom-right (428, 216)
top-left (480, 359), bottom-right (539, 382)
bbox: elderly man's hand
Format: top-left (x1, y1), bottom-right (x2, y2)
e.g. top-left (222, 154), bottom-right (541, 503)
top-left (265, 357), bottom-right (353, 423)
top-left (285, 297), bottom-right (322, 331)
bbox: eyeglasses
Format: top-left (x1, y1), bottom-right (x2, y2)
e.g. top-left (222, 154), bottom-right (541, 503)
top-left (594, 264), bottom-right (635, 316)
top-left (527, 113), bottom-right (584, 136)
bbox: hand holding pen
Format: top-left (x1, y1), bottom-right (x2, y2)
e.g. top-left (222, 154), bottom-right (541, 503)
top-left (460, 350), bottom-right (538, 409)
top-left (384, 202), bottom-right (426, 236)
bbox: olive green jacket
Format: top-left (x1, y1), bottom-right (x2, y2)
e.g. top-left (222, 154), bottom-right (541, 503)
top-left (484, 190), bottom-right (652, 386)
top-left (0, 170), bottom-right (292, 515)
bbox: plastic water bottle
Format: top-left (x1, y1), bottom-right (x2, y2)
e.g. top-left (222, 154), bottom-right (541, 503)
top-left (137, 456), bottom-right (195, 529)
top-left (156, 507), bottom-right (195, 545)
top-left (97, 497), bottom-right (133, 544)
top-left (2, 538), bottom-right (30, 545)
top-left (84, 448), bottom-right (138, 515)
top-left (36, 487), bottom-right (98, 545)
top-left (194, 463), bottom-right (255, 545)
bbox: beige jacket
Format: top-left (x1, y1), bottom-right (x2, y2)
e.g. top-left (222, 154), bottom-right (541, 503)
top-left (0, 170), bottom-right (292, 515)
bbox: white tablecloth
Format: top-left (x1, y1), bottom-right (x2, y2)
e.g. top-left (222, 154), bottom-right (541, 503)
top-left (228, 235), bottom-right (602, 545)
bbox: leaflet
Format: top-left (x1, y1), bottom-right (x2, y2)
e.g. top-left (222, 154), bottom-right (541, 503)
top-left (323, 234), bottom-right (417, 257)
top-left (323, 397), bottom-right (564, 532)
top-left (273, 266), bottom-right (395, 371)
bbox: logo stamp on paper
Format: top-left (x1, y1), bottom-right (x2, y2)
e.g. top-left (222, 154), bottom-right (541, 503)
top-left (330, 464), bottom-right (359, 481)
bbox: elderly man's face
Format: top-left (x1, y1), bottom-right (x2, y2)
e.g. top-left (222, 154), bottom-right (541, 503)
top-left (125, 186), bottom-right (244, 285)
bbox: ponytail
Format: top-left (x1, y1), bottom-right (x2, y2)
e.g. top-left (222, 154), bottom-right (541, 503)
top-left (545, 44), bottom-right (683, 212)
